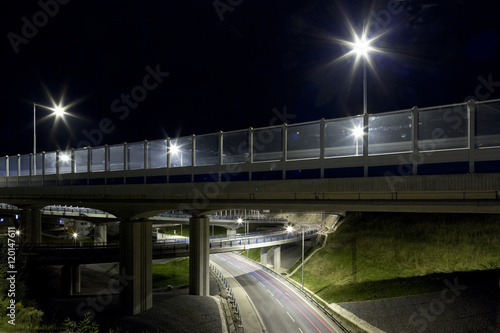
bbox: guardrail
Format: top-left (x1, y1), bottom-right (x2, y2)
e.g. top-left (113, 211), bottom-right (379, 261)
top-left (210, 263), bottom-right (242, 328)
top-left (2, 99), bottom-right (500, 187)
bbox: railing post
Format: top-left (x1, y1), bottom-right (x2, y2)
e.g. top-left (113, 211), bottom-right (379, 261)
top-left (104, 144), bottom-right (109, 172)
top-left (167, 137), bottom-right (171, 168)
top-left (412, 106), bottom-right (419, 176)
top-left (467, 100), bottom-right (476, 174)
top-left (124, 142), bottom-right (128, 171)
top-left (143, 140), bottom-right (148, 171)
top-left (219, 131), bottom-right (223, 166)
top-left (283, 123), bottom-right (287, 180)
top-left (42, 152), bottom-right (46, 186)
top-left (320, 118), bottom-right (325, 178)
top-left (191, 134), bottom-right (196, 182)
top-left (70, 149), bottom-right (75, 175)
top-left (363, 113), bottom-right (369, 177)
top-left (249, 127), bottom-right (253, 181)
top-left (87, 147), bottom-right (91, 174)
top-left (29, 153), bottom-right (34, 186)
top-left (56, 150), bottom-right (60, 175)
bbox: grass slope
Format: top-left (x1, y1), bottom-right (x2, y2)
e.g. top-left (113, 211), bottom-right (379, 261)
top-left (290, 212), bottom-right (500, 303)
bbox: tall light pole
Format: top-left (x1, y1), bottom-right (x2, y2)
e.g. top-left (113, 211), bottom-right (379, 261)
top-left (33, 103), bottom-right (67, 172)
top-left (301, 227), bottom-right (305, 290)
top-left (352, 21), bottom-right (372, 115)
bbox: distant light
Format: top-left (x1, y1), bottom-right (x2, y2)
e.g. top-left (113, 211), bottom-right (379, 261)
top-left (0, 218), bottom-right (3, 222)
top-left (352, 126), bottom-right (364, 138)
top-left (353, 36), bottom-right (372, 57)
top-left (59, 153), bottom-right (70, 163)
top-left (170, 144), bottom-right (180, 155)
top-left (53, 105), bottom-right (66, 117)
top-left (286, 226), bottom-right (294, 232)
top-left (15, 230), bottom-right (20, 236)
top-left (237, 218), bottom-right (243, 224)
top-left (72, 232), bottom-right (78, 239)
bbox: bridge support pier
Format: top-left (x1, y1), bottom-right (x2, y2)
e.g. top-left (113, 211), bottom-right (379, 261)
top-left (260, 247), bottom-right (268, 266)
top-left (189, 215), bottom-right (210, 296)
top-left (61, 264), bottom-right (81, 296)
top-left (274, 245), bottom-right (281, 271)
top-left (20, 209), bottom-right (42, 244)
top-left (94, 224), bottom-right (107, 245)
top-left (119, 219), bottom-right (152, 315)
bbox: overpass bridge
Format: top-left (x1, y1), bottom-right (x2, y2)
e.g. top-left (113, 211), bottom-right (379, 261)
top-left (1, 99), bottom-right (500, 315)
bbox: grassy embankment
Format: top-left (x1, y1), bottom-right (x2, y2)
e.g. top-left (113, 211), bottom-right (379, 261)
top-left (290, 212), bottom-right (500, 303)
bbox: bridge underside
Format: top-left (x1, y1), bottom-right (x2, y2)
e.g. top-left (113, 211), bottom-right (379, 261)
top-left (1, 173), bottom-right (499, 217)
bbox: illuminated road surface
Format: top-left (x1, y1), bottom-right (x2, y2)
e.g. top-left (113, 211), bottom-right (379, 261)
top-left (211, 252), bottom-right (346, 333)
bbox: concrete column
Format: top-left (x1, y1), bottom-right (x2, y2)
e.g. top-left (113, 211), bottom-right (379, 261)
top-left (21, 209), bottom-right (42, 244)
top-left (189, 215), bottom-right (210, 296)
top-left (94, 224), bottom-right (107, 245)
top-left (260, 247), bottom-right (268, 266)
top-left (119, 219), bottom-right (152, 315)
top-left (72, 265), bottom-right (81, 294)
top-left (61, 264), bottom-right (80, 296)
top-left (274, 245), bottom-right (281, 271)
top-left (227, 229), bottom-right (236, 236)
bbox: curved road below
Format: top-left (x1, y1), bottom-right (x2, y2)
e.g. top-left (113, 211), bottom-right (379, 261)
top-left (211, 243), bottom-right (348, 333)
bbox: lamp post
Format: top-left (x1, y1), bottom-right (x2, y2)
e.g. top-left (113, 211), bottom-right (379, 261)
top-left (72, 232), bottom-right (78, 246)
top-left (352, 126), bottom-right (363, 155)
top-left (33, 103), bottom-right (67, 172)
top-left (301, 227), bottom-right (305, 290)
top-left (352, 21), bottom-right (372, 115)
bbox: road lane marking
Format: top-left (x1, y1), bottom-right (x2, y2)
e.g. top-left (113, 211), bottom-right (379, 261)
top-left (259, 282), bottom-right (265, 288)
top-left (276, 299), bottom-right (284, 308)
top-left (266, 288), bottom-right (274, 297)
top-left (287, 311), bottom-right (296, 322)
top-left (298, 328), bottom-right (304, 333)
top-left (219, 253), bottom-right (335, 333)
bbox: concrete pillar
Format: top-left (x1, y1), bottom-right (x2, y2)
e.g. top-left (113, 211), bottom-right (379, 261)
top-left (61, 264), bottom-right (80, 296)
top-left (274, 245), bottom-right (281, 271)
top-left (21, 209), bottom-right (42, 244)
top-left (260, 247), bottom-right (268, 266)
top-left (119, 219), bottom-right (152, 315)
top-left (227, 229), bottom-right (236, 236)
top-left (72, 265), bottom-right (81, 294)
top-left (189, 215), bottom-right (210, 296)
top-left (94, 224), bottom-right (107, 245)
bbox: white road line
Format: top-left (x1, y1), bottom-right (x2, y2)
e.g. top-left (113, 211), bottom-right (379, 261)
top-left (287, 311), bottom-right (295, 322)
top-left (259, 282), bottom-right (265, 288)
top-left (266, 288), bottom-right (274, 296)
top-left (298, 327), bottom-right (304, 333)
top-left (276, 299), bottom-right (284, 308)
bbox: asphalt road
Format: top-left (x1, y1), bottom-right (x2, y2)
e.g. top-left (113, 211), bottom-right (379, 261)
top-left (211, 252), bottom-right (346, 333)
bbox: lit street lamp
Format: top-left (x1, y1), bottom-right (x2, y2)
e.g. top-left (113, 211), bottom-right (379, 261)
top-left (33, 102), bottom-right (68, 172)
top-left (72, 232), bottom-right (78, 246)
top-left (287, 225), bottom-right (305, 289)
top-left (352, 126), bottom-right (363, 155)
top-left (352, 33), bottom-right (372, 115)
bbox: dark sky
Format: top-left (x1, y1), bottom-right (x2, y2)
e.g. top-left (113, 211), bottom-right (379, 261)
top-left (1, 0), bottom-right (500, 156)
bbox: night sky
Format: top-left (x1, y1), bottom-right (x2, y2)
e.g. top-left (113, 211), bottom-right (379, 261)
top-left (1, 0), bottom-right (500, 156)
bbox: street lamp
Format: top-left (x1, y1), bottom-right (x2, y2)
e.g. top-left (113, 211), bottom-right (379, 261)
top-left (287, 225), bottom-right (305, 289)
top-left (352, 34), bottom-right (372, 115)
top-left (72, 232), bottom-right (78, 246)
top-left (352, 126), bottom-right (364, 155)
top-left (15, 230), bottom-right (20, 242)
top-left (33, 102), bottom-right (68, 172)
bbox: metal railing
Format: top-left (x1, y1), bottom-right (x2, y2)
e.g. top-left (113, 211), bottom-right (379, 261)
top-left (1, 99), bottom-right (500, 186)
